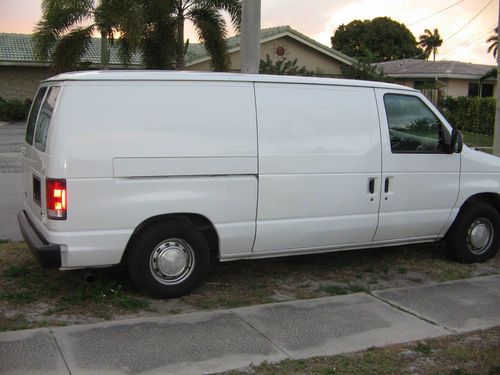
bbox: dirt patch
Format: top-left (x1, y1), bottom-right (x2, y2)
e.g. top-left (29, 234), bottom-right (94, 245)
top-left (1, 241), bottom-right (499, 331)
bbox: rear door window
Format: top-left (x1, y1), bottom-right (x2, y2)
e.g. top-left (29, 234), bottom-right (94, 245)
top-left (25, 87), bottom-right (47, 145)
top-left (34, 86), bottom-right (60, 152)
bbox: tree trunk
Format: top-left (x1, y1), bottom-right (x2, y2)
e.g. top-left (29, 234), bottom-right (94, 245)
top-left (493, 1), bottom-right (500, 156)
top-left (175, 15), bottom-right (186, 70)
top-left (240, 0), bottom-right (261, 74)
top-left (100, 31), bottom-right (110, 69)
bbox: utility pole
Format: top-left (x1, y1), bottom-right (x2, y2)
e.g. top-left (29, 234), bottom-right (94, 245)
top-left (240, 0), bottom-right (261, 74)
top-left (493, 0), bottom-right (500, 156)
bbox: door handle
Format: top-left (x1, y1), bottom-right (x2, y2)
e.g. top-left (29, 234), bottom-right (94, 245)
top-left (384, 177), bottom-right (390, 193)
top-left (368, 177), bottom-right (375, 194)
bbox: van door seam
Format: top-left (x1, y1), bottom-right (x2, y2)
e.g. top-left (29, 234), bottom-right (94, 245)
top-left (250, 82), bottom-right (260, 254)
top-left (372, 88), bottom-right (384, 241)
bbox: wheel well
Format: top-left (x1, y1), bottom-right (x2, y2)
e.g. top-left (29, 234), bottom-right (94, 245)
top-left (122, 213), bottom-right (219, 264)
top-left (461, 193), bottom-right (500, 214)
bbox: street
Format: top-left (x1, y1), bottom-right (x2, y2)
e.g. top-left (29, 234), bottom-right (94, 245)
top-left (0, 122), bottom-right (25, 241)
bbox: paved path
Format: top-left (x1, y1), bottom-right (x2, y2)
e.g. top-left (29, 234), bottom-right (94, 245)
top-left (0, 122), bottom-right (25, 241)
top-left (1, 274), bottom-right (499, 375)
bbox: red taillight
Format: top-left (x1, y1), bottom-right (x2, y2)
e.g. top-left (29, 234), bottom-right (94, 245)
top-left (46, 179), bottom-right (67, 220)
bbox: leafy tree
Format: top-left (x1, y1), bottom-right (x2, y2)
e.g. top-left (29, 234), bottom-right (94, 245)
top-left (419, 28), bottom-right (443, 61)
top-left (487, 27), bottom-right (498, 59)
top-left (259, 55), bottom-right (314, 76)
top-left (331, 17), bottom-right (423, 63)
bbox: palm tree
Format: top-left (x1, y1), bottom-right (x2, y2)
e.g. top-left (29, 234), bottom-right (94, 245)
top-left (419, 28), bottom-right (443, 61)
top-left (171, 0), bottom-right (241, 71)
top-left (487, 27), bottom-right (498, 59)
top-left (33, 0), bottom-right (144, 73)
top-left (33, 0), bottom-right (135, 73)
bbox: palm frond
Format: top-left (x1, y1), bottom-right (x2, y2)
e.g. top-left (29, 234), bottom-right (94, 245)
top-left (40, 0), bottom-right (95, 34)
top-left (142, 20), bottom-right (177, 69)
top-left (51, 25), bottom-right (94, 73)
top-left (96, 0), bottom-right (145, 50)
top-left (486, 27), bottom-right (498, 58)
top-left (189, 5), bottom-right (228, 71)
top-left (480, 67), bottom-right (497, 82)
top-left (197, 0), bottom-right (241, 31)
top-left (33, 22), bottom-right (58, 61)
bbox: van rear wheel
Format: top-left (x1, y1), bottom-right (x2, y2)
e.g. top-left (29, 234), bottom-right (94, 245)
top-left (127, 221), bottom-right (210, 298)
top-left (446, 202), bottom-right (500, 263)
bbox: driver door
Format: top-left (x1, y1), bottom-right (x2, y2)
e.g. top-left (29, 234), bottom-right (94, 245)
top-left (373, 90), bottom-right (460, 242)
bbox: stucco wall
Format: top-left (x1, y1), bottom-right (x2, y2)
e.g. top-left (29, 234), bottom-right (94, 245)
top-left (187, 36), bottom-right (346, 75)
top-left (0, 66), bottom-right (51, 100)
top-left (445, 79), bottom-right (469, 97)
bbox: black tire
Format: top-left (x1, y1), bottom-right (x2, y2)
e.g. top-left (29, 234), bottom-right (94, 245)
top-left (127, 221), bottom-right (210, 298)
top-left (446, 202), bottom-right (500, 263)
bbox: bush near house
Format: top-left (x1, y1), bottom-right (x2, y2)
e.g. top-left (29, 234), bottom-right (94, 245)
top-left (0, 97), bottom-right (32, 122)
top-left (440, 96), bottom-right (496, 135)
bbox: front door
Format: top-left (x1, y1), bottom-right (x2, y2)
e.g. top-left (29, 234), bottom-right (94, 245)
top-left (373, 89), bottom-right (460, 241)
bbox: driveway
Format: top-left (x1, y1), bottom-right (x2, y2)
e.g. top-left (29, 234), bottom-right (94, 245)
top-left (0, 121), bottom-right (25, 241)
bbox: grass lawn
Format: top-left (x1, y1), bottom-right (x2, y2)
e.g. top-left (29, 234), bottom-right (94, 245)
top-left (1, 240), bottom-right (499, 332)
top-left (462, 131), bottom-right (493, 148)
top-left (225, 327), bottom-right (500, 375)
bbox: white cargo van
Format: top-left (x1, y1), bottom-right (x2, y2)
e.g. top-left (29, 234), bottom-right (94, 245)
top-left (18, 71), bottom-right (500, 297)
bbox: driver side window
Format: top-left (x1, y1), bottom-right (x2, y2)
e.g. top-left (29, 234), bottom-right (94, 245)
top-left (384, 94), bottom-right (446, 153)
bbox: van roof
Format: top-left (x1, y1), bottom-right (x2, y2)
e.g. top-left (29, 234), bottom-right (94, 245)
top-left (44, 70), bottom-right (416, 91)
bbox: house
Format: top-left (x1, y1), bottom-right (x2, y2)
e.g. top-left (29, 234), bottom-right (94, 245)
top-left (0, 26), bottom-right (356, 100)
top-left (376, 59), bottom-right (497, 98)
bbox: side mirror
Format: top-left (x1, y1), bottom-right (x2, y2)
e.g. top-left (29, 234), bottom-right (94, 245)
top-left (450, 128), bottom-right (463, 154)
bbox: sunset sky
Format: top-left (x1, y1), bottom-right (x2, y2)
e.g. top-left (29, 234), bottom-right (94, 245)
top-left (0, 0), bottom-right (498, 65)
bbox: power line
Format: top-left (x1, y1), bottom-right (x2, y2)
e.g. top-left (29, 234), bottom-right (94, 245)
top-left (409, 0), bottom-right (465, 26)
top-left (449, 23), bottom-right (496, 48)
top-left (445, 0), bottom-right (495, 42)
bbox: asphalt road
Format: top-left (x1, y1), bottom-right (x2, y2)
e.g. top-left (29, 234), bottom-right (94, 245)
top-left (0, 122), bottom-right (25, 241)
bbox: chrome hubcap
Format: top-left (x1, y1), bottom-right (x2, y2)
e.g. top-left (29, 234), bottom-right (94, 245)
top-left (150, 239), bottom-right (194, 285)
top-left (467, 218), bottom-right (493, 255)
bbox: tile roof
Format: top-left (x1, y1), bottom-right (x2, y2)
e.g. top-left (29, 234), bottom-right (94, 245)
top-left (1, 26), bottom-right (355, 67)
top-left (376, 59), bottom-right (496, 79)
top-left (0, 33), bottom-right (141, 66)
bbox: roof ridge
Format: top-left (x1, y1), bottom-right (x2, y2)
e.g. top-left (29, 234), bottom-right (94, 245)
top-left (1, 26), bottom-right (356, 67)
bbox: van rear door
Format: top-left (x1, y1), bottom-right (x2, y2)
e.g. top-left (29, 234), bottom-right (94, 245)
top-left (22, 85), bottom-right (61, 223)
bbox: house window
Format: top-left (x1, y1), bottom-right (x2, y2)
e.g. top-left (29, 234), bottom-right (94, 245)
top-left (414, 81), bottom-right (437, 90)
top-left (468, 82), bottom-right (494, 97)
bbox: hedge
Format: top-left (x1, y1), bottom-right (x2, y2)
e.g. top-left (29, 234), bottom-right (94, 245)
top-left (0, 97), bottom-right (32, 122)
top-left (439, 96), bottom-right (496, 136)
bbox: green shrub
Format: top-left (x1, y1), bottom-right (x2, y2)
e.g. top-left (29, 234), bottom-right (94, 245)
top-left (439, 96), bottom-right (496, 135)
top-left (0, 97), bottom-right (32, 122)
top-left (259, 54), bottom-right (315, 76)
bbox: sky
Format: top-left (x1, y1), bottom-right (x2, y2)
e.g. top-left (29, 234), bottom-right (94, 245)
top-left (0, 0), bottom-right (498, 65)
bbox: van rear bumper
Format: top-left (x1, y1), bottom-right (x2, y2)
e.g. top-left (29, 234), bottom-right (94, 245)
top-left (17, 210), bottom-right (61, 269)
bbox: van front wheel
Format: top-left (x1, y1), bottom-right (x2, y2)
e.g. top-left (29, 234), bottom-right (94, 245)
top-left (446, 202), bottom-right (500, 263)
top-left (127, 221), bottom-right (210, 298)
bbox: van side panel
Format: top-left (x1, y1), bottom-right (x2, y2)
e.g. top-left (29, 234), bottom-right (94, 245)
top-left (253, 84), bottom-right (382, 253)
top-left (42, 176), bottom-right (257, 267)
top-left (44, 81), bottom-right (258, 267)
top-left (48, 81), bottom-right (257, 178)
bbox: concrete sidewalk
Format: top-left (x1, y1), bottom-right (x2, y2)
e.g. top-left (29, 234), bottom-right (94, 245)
top-left (1, 274), bottom-right (500, 375)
